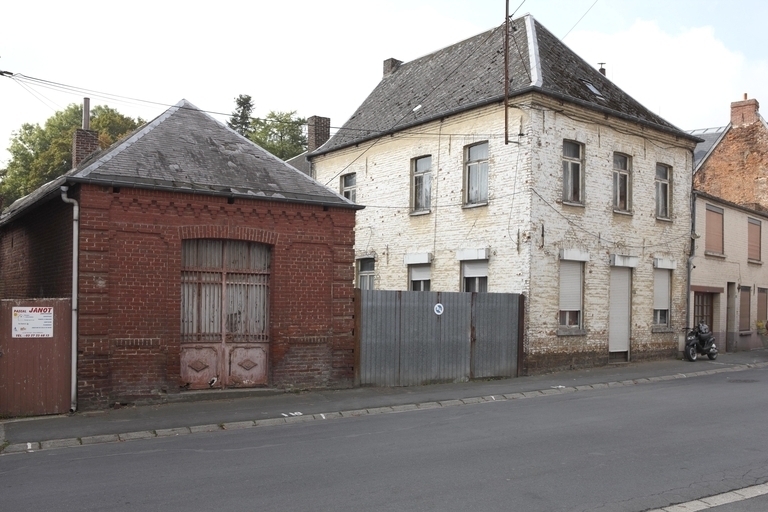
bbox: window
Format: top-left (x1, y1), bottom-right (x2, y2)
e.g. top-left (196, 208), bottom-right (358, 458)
top-left (341, 173), bottom-right (356, 203)
top-left (409, 265), bottom-right (431, 291)
top-left (412, 155), bottom-right (432, 212)
top-left (705, 204), bottom-right (724, 254)
top-left (758, 288), bottom-right (768, 325)
top-left (655, 164), bottom-right (671, 219)
top-left (358, 258), bottom-right (375, 290)
top-left (694, 292), bottom-right (713, 327)
top-left (748, 218), bottom-right (761, 261)
top-left (653, 269), bottom-right (671, 326)
top-left (181, 239), bottom-right (270, 343)
top-left (562, 141), bottom-right (583, 204)
top-left (464, 142), bottom-right (489, 205)
top-left (462, 260), bottom-right (488, 292)
top-left (612, 153), bottom-right (631, 212)
top-left (559, 260), bottom-right (583, 329)
top-left (739, 286), bottom-right (751, 331)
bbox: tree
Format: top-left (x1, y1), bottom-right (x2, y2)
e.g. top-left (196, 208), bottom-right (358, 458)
top-left (250, 110), bottom-right (307, 160)
top-left (0, 104), bottom-right (142, 206)
top-left (227, 94), bottom-right (254, 138)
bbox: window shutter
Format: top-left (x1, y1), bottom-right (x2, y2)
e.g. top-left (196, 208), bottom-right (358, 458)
top-left (559, 261), bottom-right (582, 311)
top-left (410, 265), bottom-right (431, 281)
top-left (758, 289), bottom-right (767, 323)
top-left (653, 269), bottom-right (670, 310)
top-left (705, 206), bottom-right (723, 253)
top-left (463, 260), bottom-right (488, 278)
top-left (739, 287), bottom-right (751, 331)
top-left (748, 219), bottom-right (761, 260)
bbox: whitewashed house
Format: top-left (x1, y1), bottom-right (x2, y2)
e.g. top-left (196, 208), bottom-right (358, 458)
top-left (310, 15), bottom-right (700, 373)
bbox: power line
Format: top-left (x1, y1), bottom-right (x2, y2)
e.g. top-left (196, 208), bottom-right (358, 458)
top-left (562, 0), bottom-right (599, 40)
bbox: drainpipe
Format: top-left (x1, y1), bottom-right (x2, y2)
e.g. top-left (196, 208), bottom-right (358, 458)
top-left (687, 191), bottom-right (697, 328)
top-left (61, 185), bottom-right (79, 412)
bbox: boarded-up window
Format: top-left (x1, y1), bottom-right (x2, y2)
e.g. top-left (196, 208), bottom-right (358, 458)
top-left (181, 240), bottom-right (270, 342)
top-left (739, 286), bottom-right (751, 331)
top-left (705, 204), bottom-right (724, 254)
top-left (748, 218), bottom-right (761, 261)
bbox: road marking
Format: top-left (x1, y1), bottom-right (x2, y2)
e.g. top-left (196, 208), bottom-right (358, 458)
top-left (647, 482), bottom-right (768, 511)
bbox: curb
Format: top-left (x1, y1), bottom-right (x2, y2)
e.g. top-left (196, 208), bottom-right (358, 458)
top-left (3, 361), bottom-right (766, 456)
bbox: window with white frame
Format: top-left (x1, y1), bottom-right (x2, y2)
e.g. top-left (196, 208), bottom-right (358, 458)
top-left (612, 153), bottom-right (631, 212)
top-left (462, 260), bottom-right (488, 292)
top-left (559, 260), bottom-right (583, 329)
top-left (464, 142), bottom-right (489, 205)
top-left (412, 155), bottom-right (432, 212)
top-left (358, 258), bottom-right (375, 290)
top-left (653, 269), bottom-right (671, 326)
top-left (341, 173), bottom-right (356, 203)
top-left (409, 264), bottom-right (431, 291)
top-left (562, 141), bottom-right (583, 204)
top-left (655, 163), bottom-right (671, 219)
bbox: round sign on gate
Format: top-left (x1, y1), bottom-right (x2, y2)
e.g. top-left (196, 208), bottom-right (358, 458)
top-left (433, 303), bottom-right (444, 316)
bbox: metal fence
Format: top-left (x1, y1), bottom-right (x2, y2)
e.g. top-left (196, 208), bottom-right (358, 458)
top-left (356, 290), bottom-right (523, 386)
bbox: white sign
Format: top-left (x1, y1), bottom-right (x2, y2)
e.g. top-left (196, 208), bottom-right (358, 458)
top-left (433, 303), bottom-right (444, 316)
top-left (12, 307), bottom-right (54, 338)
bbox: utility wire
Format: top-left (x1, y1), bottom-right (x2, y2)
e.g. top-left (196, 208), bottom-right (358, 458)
top-left (562, 0), bottom-right (599, 40)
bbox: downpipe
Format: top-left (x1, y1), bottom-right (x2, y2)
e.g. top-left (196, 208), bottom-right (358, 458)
top-left (60, 186), bottom-right (79, 413)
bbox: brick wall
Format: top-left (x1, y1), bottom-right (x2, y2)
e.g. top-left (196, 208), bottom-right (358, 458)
top-left (1, 183), bottom-right (357, 409)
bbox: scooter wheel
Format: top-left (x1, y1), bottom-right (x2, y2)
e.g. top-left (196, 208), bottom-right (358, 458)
top-left (707, 352), bottom-right (717, 360)
top-left (684, 344), bottom-right (698, 362)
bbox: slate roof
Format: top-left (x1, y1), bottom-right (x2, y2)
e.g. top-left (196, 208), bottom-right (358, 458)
top-left (1, 100), bottom-right (359, 226)
top-left (313, 14), bottom-right (698, 156)
top-left (688, 126), bottom-right (728, 170)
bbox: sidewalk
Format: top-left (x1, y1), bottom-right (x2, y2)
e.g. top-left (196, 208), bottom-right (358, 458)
top-left (3, 349), bottom-right (768, 454)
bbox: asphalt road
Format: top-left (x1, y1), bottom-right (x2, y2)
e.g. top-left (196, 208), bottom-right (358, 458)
top-left (1, 366), bottom-right (767, 512)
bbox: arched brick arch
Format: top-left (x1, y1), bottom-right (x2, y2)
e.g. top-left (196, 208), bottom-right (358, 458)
top-left (178, 225), bottom-right (279, 245)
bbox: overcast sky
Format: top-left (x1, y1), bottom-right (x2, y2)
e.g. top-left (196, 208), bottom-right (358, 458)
top-left (2, 0), bottom-right (767, 166)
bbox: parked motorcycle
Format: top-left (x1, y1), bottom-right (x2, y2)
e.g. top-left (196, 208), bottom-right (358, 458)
top-left (684, 322), bottom-right (718, 361)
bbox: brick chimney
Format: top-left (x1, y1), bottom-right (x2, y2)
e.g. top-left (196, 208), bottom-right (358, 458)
top-left (307, 116), bottom-right (330, 153)
top-left (731, 93), bottom-right (760, 127)
top-left (72, 98), bottom-right (100, 167)
top-left (383, 58), bottom-right (402, 77)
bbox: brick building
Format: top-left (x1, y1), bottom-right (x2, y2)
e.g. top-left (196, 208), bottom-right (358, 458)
top-left (310, 15), bottom-right (700, 373)
top-left (689, 96), bottom-right (768, 351)
top-left (0, 100), bottom-right (361, 410)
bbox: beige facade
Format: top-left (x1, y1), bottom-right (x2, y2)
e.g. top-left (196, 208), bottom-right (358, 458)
top-left (313, 93), bottom-right (696, 373)
top-left (690, 192), bottom-right (768, 352)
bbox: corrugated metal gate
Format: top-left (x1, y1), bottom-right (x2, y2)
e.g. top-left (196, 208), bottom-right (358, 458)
top-left (0, 298), bottom-right (71, 416)
top-left (356, 290), bottom-right (523, 386)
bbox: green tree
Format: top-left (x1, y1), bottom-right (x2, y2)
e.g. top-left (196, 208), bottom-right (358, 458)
top-left (249, 110), bottom-right (307, 160)
top-left (0, 104), bottom-right (142, 206)
top-left (227, 94), bottom-right (254, 138)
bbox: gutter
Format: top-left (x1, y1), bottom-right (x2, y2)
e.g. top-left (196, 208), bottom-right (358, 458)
top-left (60, 185), bottom-right (79, 412)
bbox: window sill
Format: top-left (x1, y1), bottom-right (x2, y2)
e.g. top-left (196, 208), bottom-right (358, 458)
top-left (748, 258), bottom-right (763, 265)
top-left (651, 326), bottom-right (674, 333)
top-left (655, 216), bottom-right (673, 223)
top-left (704, 251), bottom-right (726, 259)
top-left (562, 201), bottom-right (585, 208)
top-left (613, 209), bottom-right (633, 216)
top-left (739, 330), bottom-right (753, 336)
top-left (410, 209), bottom-right (431, 217)
top-left (557, 328), bottom-right (586, 336)
top-left (462, 202), bottom-right (488, 209)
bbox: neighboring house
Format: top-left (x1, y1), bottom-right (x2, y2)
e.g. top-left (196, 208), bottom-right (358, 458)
top-left (0, 100), bottom-right (361, 410)
top-left (689, 96), bottom-right (768, 351)
top-left (689, 191), bottom-right (768, 352)
top-left (310, 14), bottom-right (700, 374)
top-left (692, 95), bottom-right (768, 212)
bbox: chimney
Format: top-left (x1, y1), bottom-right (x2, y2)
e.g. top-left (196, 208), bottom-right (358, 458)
top-left (307, 116), bottom-right (331, 153)
top-left (72, 97), bottom-right (100, 167)
top-left (730, 93), bottom-right (760, 127)
top-left (598, 63), bottom-right (606, 76)
top-left (383, 58), bottom-right (402, 77)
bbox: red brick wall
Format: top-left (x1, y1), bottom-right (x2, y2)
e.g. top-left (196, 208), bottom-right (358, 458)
top-left (694, 121), bottom-right (768, 209)
top-left (76, 184), bottom-right (356, 407)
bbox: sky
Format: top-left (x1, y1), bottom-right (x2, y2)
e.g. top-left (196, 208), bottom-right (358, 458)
top-left (2, 0), bottom-right (768, 167)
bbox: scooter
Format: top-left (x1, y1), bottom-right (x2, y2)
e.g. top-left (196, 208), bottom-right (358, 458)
top-left (684, 321), bottom-right (718, 361)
